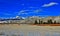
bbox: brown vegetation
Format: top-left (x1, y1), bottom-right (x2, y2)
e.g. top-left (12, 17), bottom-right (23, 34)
top-left (33, 24), bottom-right (60, 26)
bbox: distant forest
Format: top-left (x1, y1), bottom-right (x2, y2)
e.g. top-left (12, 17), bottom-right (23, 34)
top-left (34, 19), bottom-right (60, 24)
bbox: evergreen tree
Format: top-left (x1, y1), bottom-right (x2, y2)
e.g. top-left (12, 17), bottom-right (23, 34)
top-left (54, 21), bottom-right (56, 24)
top-left (39, 19), bottom-right (43, 24)
top-left (40, 21), bottom-right (43, 24)
top-left (47, 19), bottom-right (53, 24)
top-left (43, 22), bottom-right (47, 24)
top-left (34, 20), bottom-right (38, 24)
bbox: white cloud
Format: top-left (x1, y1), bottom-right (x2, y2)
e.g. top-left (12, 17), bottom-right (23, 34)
top-left (34, 9), bottom-right (42, 13)
top-left (20, 10), bottom-right (25, 13)
top-left (18, 9), bottom-right (42, 15)
top-left (18, 10), bottom-right (29, 15)
top-left (42, 2), bottom-right (58, 7)
top-left (19, 10), bottom-right (30, 13)
top-left (29, 7), bottom-right (38, 8)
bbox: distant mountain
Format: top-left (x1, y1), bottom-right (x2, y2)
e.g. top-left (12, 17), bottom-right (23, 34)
top-left (0, 16), bottom-right (60, 24)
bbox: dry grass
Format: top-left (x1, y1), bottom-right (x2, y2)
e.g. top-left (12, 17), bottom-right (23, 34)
top-left (32, 24), bottom-right (60, 26)
top-left (0, 24), bottom-right (60, 36)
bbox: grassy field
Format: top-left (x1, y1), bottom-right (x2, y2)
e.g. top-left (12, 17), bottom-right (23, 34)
top-left (0, 24), bottom-right (60, 36)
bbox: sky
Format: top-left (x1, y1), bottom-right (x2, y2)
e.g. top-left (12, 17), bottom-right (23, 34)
top-left (0, 0), bottom-right (60, 18)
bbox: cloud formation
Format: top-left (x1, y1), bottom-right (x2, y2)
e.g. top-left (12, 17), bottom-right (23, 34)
top-left (42, 2), bottom-right (58, 7)
top-left (33, 9), bottom-right (42, 13)
top-left (18, 10), bottom-right (29, 15)
top-left (18, 9), bottom-right (42, 15)
top-left (29, 7), bottom-right (38, 8)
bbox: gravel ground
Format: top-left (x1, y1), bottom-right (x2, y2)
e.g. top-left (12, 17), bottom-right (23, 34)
top-left (0, 24), bottom-right (60, 36)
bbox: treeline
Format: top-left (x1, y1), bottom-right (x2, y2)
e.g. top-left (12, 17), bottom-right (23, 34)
top-left (34, 19), bottom-right (60, 24)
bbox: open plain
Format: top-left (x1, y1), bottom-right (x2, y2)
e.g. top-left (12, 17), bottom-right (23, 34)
top-left (0, 24), bottom-right (60, 36)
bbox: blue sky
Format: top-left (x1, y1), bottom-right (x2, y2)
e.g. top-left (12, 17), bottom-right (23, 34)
top-left (0, 0), bottom-right (60, 18)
